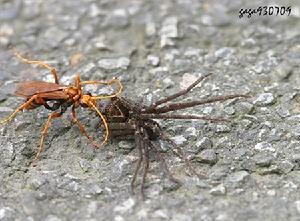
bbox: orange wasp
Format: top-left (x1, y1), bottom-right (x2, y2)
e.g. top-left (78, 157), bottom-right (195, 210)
top-left (0, 51), bottom-right (123, 162)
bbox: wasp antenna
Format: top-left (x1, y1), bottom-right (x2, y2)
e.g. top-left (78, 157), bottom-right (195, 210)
top-left (12, 49), bottom-right (59, 84)
top-left (88, 101), bottom-right (109, 147)
top-left (81, 79), bottom-right (123, 100)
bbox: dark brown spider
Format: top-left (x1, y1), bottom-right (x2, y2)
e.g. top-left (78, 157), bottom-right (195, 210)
top-left (100, 73), bottom-right (249, 199)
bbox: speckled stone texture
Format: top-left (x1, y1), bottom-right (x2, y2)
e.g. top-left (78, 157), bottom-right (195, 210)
top-left (0, 0), bottom-right (300, 220)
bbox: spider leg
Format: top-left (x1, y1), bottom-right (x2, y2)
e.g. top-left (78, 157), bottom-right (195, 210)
top-left (158, 131), bottom-right (207, 179)
top-left (105, 122), bottom-right (135, 139)
top-left (149, 142), bottom-right (182, 187)
top-left (71, 105), bottom-right (101, 148)
top-left (140, 127), bottom-right (150, 200)
top-left (140, 114), bottom-right (230, 122)
top-left (151, 94), bottom-right (250, 114)
top-left (131, 125), bottom-right (143, 195)
top-left (147, 73), bottom-right (212, 110)
top-left (13, 49), bottom-right (59, 84)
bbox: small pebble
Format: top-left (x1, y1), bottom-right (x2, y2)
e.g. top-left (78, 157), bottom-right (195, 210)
top-left (98, 57), bottom-right (130, 70)
top-left (114, 198), bottom-right (135, 214)
top-left (195, 137), bottom-right (212, 151)
top-left (215, 125), bottom-right (231, 133)
top-left (254, 93), bottom-right (275, 106)
top-left (147, 55), bottom-right (160, 66)
top-left (209, 184), bottom-right (226, 196)
top-left (227, 171), bottom-right (249, 184)
top-left (170, 135), bottom-right (187, 145)
top-left (252, 152), bottom-right (274, 167)
top-left (196, 149), bottom-right (218, 165)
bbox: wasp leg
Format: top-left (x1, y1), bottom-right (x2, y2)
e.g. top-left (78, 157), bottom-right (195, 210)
top-left (0, 95), bottom-right (40, 125)
top-left (71, 105), bottom-right (101, 148)
top-left (33, 111), bottom-right (62, 163)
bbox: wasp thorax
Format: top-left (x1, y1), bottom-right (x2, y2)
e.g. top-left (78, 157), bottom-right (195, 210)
top-left (64, 87), bottom-right (80, 98)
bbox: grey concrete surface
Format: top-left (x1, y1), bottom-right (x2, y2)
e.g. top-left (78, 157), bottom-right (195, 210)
top-left (0, 0), bottom-right (300, 220)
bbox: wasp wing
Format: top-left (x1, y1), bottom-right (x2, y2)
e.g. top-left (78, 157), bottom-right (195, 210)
top-left (15, 81), bottom-right (68, 99)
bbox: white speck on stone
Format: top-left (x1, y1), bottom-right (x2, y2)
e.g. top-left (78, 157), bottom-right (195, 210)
top-left (185, 127), bottom-right (197, 137)
top-left (44, 215), bottom-right (62, 221)
top-left (146, 22), bottom-right (156, 36)
top-left (2, 141), bottom-right (15, 164)
top-left (161, 17), bottom-right (178, 38)
top-left (114, 215), bottom-right (124, 221)
top-left (162, 77), bottom-right (174, 87)
top-left (201, 15), bottom-right (212, 25)
top-left (215, 125), bottom-right (231, 133)
top-left (113, 9), bottom-right (127, 19)
top-left (98, 57), bottom-right (130, 70)
top-left (295, 201), bottom-right (300, 215)
top-left (64, 38), bottom-right (76, 46)
top-left (160, 17), bottom-right (178, 48)
top-left (152, 209), bottom-right (169, 219)
top-left (94, 35), bottom-right (109, 50)
top-left (160, 37), bottom-right (175, 48)
top-left (266, 189), bottom-right (276, 196)
top-left (67, 180), bottom-right (79, 192)
top-left (209, 184), bottom-right (226, 196)
top-left (184, 48), bottom-right (203, 58)
top-left (170, 135), bottom-right (187, 145)
top-left (149, 66), bottom-right (168, 75)
top-left (137, 208), bottom-right (148, 220)
top-left (0, 208), bottom-right (6, 220)
top-left (164, 49), bottom-right (180, 61)
top-left (180, 73), bottom-right (198, 89)
top-left (224, 106), bottom-right (235, 115)
top-left (82, 62), bottom-right (96, 73)
top-left (215, 213), bottom-right (229, 221)
top-left (89, 3), bottom-right (101, 17)
top-left (253, 64), bottom-right (263, 74)
top-left (214, 47), bottom-right (235, 59)
top-left (283, 181), bottom-right (298, 189)
top-left (228, 171), bottom-right (249, 183)
top-left (241, 38), bottom-right (256, 47)
top-left (172, 214), bottom-right (192, 221)
top-left (195, 137), bottom-right (212, 150)
top-left (202, 106), bottom-right (213, 114)
top-left (0, 207), bottom-right (13, 220)
top-left (254, 93), bottom-right (275, 106)
top-left (147, 55), bottom-right (160, 66)
top-left (114, 198), bottom-right (135, 214)
top-left (258, 129), bottom-right (268, 140)
top-left (254, 142), bottom-right (275, 152)
top-left (0, 37), bottom-right (9, 46)
top-left (291, 6), bottom-right (300, 17)
top-left (0, 24), bottom-right (14, 36)
top-left (105, 187), bottom-right (112, 194)
top-left (60, 75), bottom-right (75, 85)
top-left (287, 114), bottom-right (300, 121)
top-left (0, 106), bottom-right (13, 112)
top-left (118, 159), bottom-right (130, 172)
